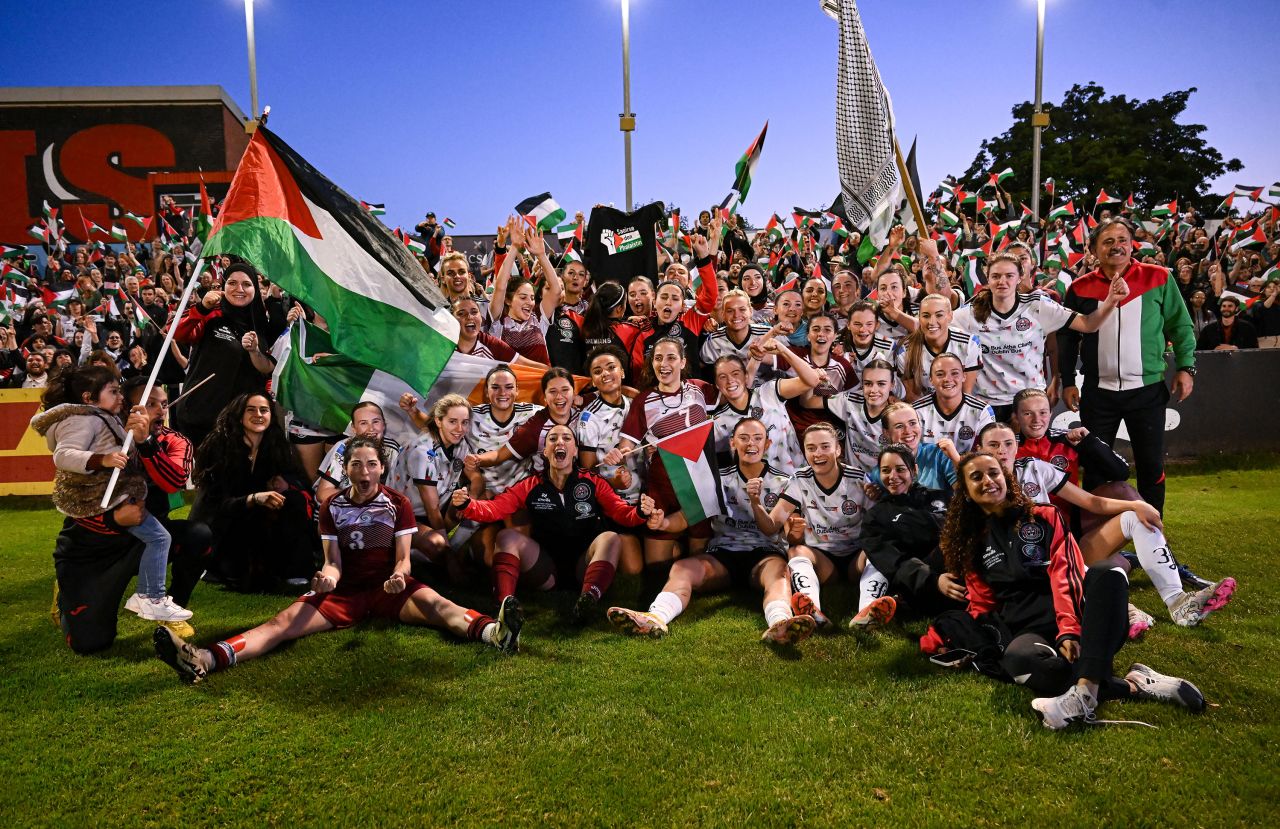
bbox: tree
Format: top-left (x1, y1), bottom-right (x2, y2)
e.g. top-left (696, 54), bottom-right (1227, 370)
top-left (963, 83), bottom-right (1242, 213)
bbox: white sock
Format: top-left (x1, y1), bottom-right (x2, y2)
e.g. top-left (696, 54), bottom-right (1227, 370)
top-left (858, 562), bottom-right (888, 611)
top-left (481, 622), bottom-right (498, 646)
top-left (787, 558), bottom-right (822, 610)
top-left (763, 600), bottom-right (791, 627)
top-left (647, 591), bottom-right (684, 625)
top-left (1119, 511), bottom-right (1183, 605)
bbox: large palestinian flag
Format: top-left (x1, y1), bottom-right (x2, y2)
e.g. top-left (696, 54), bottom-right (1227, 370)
top-left (653, 420), bottom-right (723, 524)
top-left (203, 127), bottom-right (458, 393)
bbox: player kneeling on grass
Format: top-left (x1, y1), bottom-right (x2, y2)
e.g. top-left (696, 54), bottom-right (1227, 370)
top-left (452, 425), bottom-right (661, 626)
top-left (927, 452), bottom-right (1205, 730)
top-left (607, 417), bottom-right (816, 645)
top-left (754, 422), bottom-right (872, 631)
top-left (154, 437), bottom-right (519, 683)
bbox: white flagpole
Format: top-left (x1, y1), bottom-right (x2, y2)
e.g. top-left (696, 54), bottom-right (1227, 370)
top-left (100, 258), bottom-right (207, 509)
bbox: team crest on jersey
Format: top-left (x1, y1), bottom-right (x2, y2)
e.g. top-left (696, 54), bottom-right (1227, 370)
top-left (574, 501), bottom-right (593, 516)
top-left (930, 499), bottom-right (947, 513)
top-left (1018, 522), bottom-right (1045, 543)
top-left (573, 483), bottom-right (592, 501)
top-left (1021, 481), bottom-right (1041, 498)
top-left (959, 425), bottom-right (975, 441)
top-left (751, 406), bottom-right (764, 419)
top-left (841, 498), bottom-right (859, 515)
top-left (764, 492), bottom-right (779, 509)
top-left (359, 512), bottom-right (373, 524)
top-left (1051, 454), bottom-right (1069, 470)
top-left (1021, 543), bottom-right (1046, 565)
top-left (1015, 318), bottom-right (1032, 332)
top-left (452, 458), bottom-right (465, 473)
top-left (559, 317), bottom-right (574, 330)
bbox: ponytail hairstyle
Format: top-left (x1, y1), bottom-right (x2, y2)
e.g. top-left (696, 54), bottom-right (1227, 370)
top-left (1012, 387), bottom-right (1051, 416)
top-left (970, 251), bottom-right (1021, 323)
top-left (900, 294), bottom-right (951, 394)
top-left (581, 282), bottom-right (627, 342)
top-left (876, 269), bottom-right (909, 317)
top-left (41, 364), bottom-right (117, 409)
top-left (344, 433), bottom-right (388, 469)
top-left (941, 450), bottom-right (1032, 578)
top-left (482, 364), bottom-right (518, 407)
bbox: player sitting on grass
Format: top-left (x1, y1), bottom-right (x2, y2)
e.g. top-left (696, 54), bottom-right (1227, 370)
top-left (607, 417), bottom-right (816, 645)
top-left (154, 437), bottom-right (520, 683)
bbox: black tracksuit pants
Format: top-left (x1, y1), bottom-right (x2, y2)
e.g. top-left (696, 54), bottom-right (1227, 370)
top-left (1079, 381), bottom-right (1169, 513)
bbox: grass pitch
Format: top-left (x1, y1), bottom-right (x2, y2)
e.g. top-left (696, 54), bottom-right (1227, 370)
top-left (1, 459), bottom-right (1278, 827)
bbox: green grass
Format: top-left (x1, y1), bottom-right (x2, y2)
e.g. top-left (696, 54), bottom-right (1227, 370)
top-left (2, 462), bottom-right (1279, 827)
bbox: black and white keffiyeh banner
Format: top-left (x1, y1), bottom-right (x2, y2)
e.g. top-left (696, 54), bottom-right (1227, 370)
top-left (823, 0), bottom-right (905, 245)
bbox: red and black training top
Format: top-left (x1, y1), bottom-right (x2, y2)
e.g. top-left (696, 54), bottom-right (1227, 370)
top-left (963, 504), bottom-right (1086, 647)
top-left (136, 425), bottom-right (193, 518)
top-left (458, 466), bottom-right (646, 549)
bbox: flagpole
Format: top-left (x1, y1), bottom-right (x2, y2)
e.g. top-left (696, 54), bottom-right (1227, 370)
top-left (100, 259), bottom-right (206, 509)
top-left (893, 139), bottom-right (929, 238)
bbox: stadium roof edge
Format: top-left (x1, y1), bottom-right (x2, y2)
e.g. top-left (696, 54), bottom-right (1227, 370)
top-left (0, 85), bottom-right (249, 122)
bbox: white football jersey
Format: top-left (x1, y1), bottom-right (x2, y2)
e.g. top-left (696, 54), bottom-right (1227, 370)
top-left (699, 323), bottom-right (772, 388)
top-left (891, 327), bottom-right (983, 395)
top-left (912, 393), bottom-right (995, 454)
top-left (952, 293), bottom-right (1076, 406)
top-left (392, 432), bottom-right (468, 519)
top-left (710, 463), bottom-right (792, 553)
top-left (468, 402), bottom-right (539, 493)
top-left (577, 395), bottom-right (644, 505)
top-left (1013, 455), bottom-right (1068, 504)
top-left (317, 436), bottom-right (402, 491)
top-left (711, 379), bottom-right (804, 478)
top-left (780, 463), bottom-right (871, 556)
top-left (823, 392), bottom-right (889, 472)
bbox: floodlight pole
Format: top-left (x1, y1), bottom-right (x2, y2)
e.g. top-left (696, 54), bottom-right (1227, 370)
top-left (620, 0), bottom-right (636, 212)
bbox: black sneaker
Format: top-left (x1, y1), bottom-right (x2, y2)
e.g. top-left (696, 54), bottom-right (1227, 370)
top-left (494, 596), bottom-right (524, 655)
top-left (571, 591), bottom-right (599, 625)
top-left (1177, 564), bottom-right (1214, 591)
top-left (153, 626), bottom-right (207, 684)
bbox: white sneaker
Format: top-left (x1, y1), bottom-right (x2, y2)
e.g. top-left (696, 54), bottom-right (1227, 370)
top-left (136, 596), bottom-right (194, 622)
top-left (1125, 663), bottom-right (1205, 713)
top-left (1031, 684), bottom-right (1098, 730)
top-left (124, 592), bottom-right (145, 616)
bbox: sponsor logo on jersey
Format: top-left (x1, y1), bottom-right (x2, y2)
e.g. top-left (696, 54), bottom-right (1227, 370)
top-left (574, 501), bottom-right (593, 516)
top-left (1018, 522), bottom-right (1045, 542)
top-left (1021, 543), bottom-right (1046, 565)
top-left (982, 545), bottom-right (1002, 570)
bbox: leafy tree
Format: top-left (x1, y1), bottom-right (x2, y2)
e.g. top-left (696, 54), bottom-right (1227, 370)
top-left (963, 82), bottom-right (1242, 212)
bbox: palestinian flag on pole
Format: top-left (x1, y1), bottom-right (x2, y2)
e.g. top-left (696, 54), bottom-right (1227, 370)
top-left (829, 217), bottom-right (850, 241)
top-left (194, 179), bottom-right (214, 243)
top-left (272, 321), bottom-right (584, 448)
top-left (1229, 225), bottom-right (1267, 253)
top-left (1048, 199), bottom-right (1074, 221)
top-left (937, 204), bottom-right (960, 228)
top-left (1215, 193), bottom-right (1234, 214)
top-left (561, 240), bottom-right (583, 266)
top-left (653, 419), bottom-right (723, 524)
top-left (1149, 199), bottom-right (1177, 219)
top-left (123, 212), bottom-right (148, 229)
top-left (731, 121), bottom-right (768, 203)
top-left (27, 224), bottom-right (48, 243)
top-left (1266, 183), bottom-right (1280, 201)
top-left (360, 201), bottom-right (386, 216)
top-left (443, 217), bottom-right (456, 229)
top-left (394, 228), bottom-right (427, 257)
top-left (110, 223), bottom-right (128, 242)
top-left (1019, 202), bottom-right (1033, 220)
top-left (988, 167), bottom-right (1014, 188)
top-left (555, 219), bottom-right (582, 242)
top-left (1124, 193), bottom-right (1136, 212)
top-left (1, 245), bottom-right (27, 260)
top-left (1095, 188), bottom-right (1120, 208)
top-left (1133, 239), bottom-right (1159, 256)
top-left (2, 261), bottom-right (31, 285)
top-left (514, 192), bottom-right (566, 233)
top-left (764, 214), bottom-right (785, 243)
top-left (201, 126), bottom-right (459, 395)
top-left (1233, 184), bottom-right (1264, 201)
top-left (1043, 178), bottom-right (1055, 196)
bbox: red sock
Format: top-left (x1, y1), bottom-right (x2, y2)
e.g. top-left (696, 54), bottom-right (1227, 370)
top-left (581, 560), bottom-right (617, 600)
top-left (491, 552), bottom-right (521, 603)
top-left (212, 634), bottom-right (247, 670)
top-left (463, 608), bottom-right (495, 641)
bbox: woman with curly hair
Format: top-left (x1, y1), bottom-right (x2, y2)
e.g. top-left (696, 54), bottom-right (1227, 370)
top-left (189, 393), bottom-right (318, 591)
top-left (929, 451), bottom-right (1206, 730)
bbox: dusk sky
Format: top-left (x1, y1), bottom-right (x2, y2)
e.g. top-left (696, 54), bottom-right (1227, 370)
top-left (5, 0), bottom-right (1278, 233)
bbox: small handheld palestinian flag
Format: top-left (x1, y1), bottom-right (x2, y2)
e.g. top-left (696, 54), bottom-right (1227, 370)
top-left (1233, 184), bottom-right (1264, 201)
top-left (1149, 200), bottom-right (1178, 219)
top-left (937, 205), bottom-right (960, 228)
top-left (1019, 202), bottom-right (1033, 221)
top-left (514, 192), bottom-right (566, 233)
top-left (194, 180), bottom-right (214, 243)
top-left (110, 223), bottom-right (128, 242)
top-left (123, 212), bottom-right (148, 229)
top-left (1124, 193), bottom-right (1136, 212)
top-left (1043, 178), bottom-right (1055, 196)
top-left (1266, 183), bottom-right (1280, 201)
top-left (1094, 188), bottom-right (1120, 209)
top-left (1047, 200), bottom-right (1074, 221)
top-left (988, 167), bottom-right (1014, 188)
top-left (27, 224), bottom-right (49, 243)
top-left (731, 120), bottom-right (768, 203)
top-left (360, 201), bottom-right (386, 216)
top-left (443, 217), bottom-right (456, 229)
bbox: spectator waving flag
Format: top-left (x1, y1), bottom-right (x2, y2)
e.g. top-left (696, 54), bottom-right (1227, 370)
top-left (825, 0), bottom-right (906, 261)
top-left (194, 179), bottom-right (214, 243)
top-left (202, 126), bottom-right (459, 395)
top-left (653, 420), bottom-right (723, 524)
top-left (514, 192), bottom-right (566, 232)
top-left (731, 121), bottom-right (769, 203)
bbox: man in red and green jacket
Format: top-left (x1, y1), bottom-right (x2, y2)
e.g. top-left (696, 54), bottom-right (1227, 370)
top-left (1058, 219), bottom-right (1196, 513)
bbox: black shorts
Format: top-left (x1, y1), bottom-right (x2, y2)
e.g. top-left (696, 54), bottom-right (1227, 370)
top-left (53, 516), bottom-right (144, 654)
top-left (707, 546), bottom-right (784, 590)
